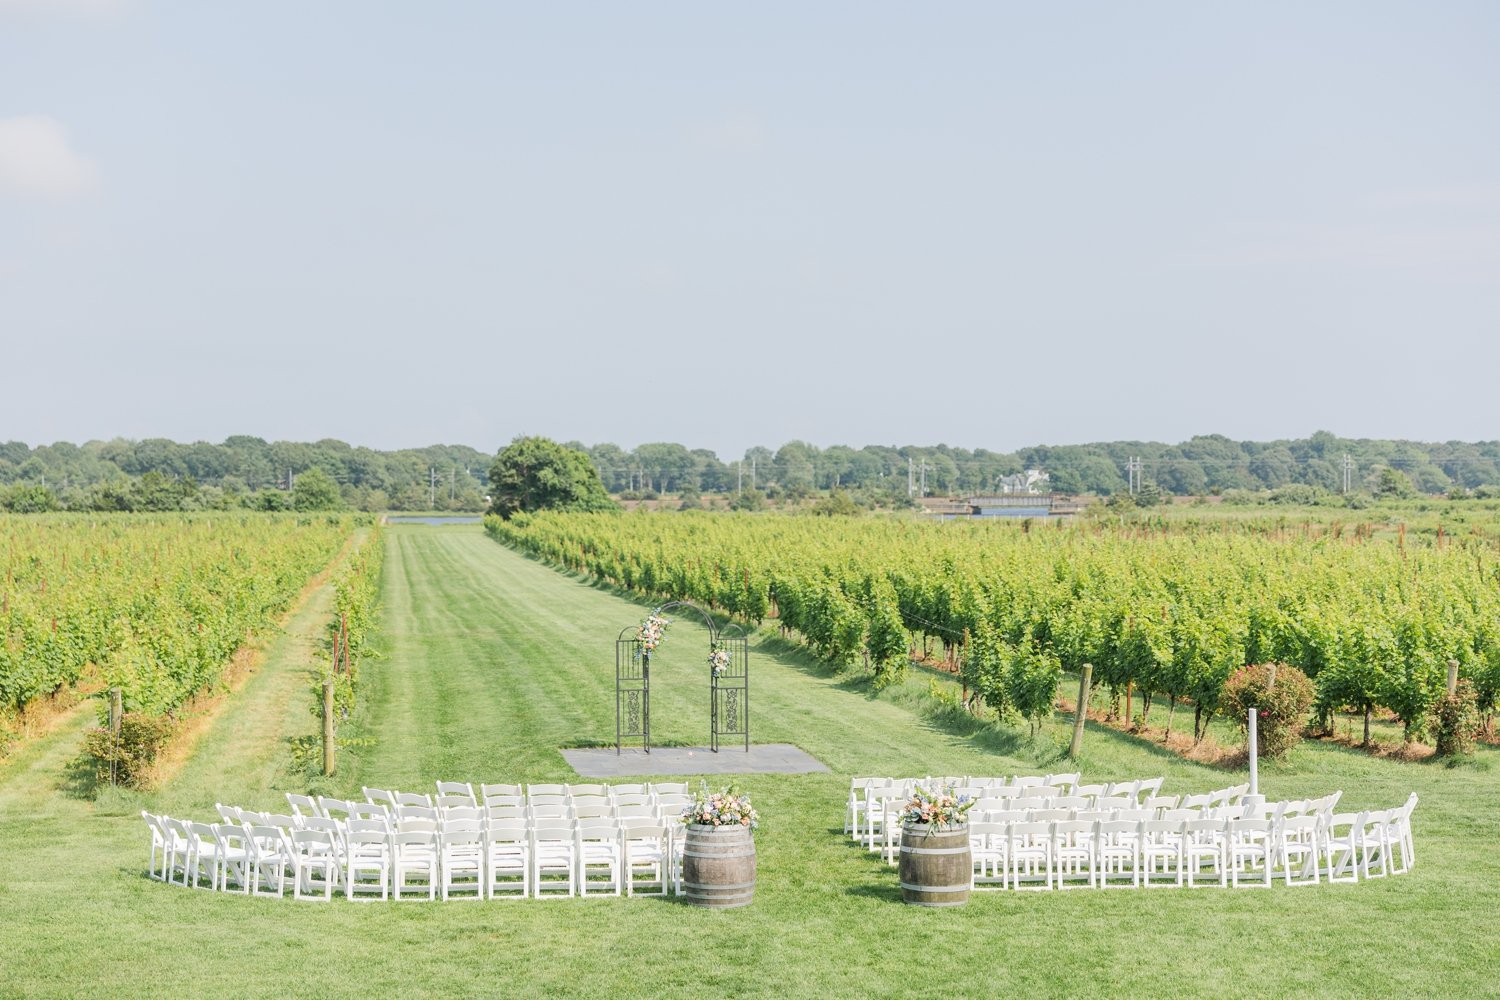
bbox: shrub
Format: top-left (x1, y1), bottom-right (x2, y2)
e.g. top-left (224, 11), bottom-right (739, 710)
top-left (1223, 663), bottom-right (1315, 759)
top-left (1432, 680), bottom-right (1481, 758)
top-left (82, 712), bottom-right (176, 788)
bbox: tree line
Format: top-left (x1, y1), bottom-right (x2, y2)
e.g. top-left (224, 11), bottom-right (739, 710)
top-left (5, 430), bottom-right (1500, 513)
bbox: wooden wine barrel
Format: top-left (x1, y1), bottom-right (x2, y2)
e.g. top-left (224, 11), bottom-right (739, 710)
top-left (899, 823), bottom-right (971, 907)
top-left (681, 823), bottom-right (756, 908)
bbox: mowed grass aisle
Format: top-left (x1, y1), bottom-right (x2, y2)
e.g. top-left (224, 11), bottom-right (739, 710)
top-left (1, 523), bottom-right (1496, 999)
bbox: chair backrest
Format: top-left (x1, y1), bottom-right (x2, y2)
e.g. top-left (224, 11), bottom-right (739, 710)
top-left (292, 829), bottom-right (336, 856)
top-left (348, 802), bottom-right (387, 822)
top-left (215, 803), bottom-right (241, 824)
top-left (395, 805), bottom-right (438, 822)
top-left (1135, 777), bottom-right (1165, 800)
top-left (301, 816), bottom-right (343, 837)
top-left (440, 819), bottom-right (485, 844)
top-left (572, 801), bottom-right (613, 820)
top-left (188, 821), bottom-right (216, 846)
top-left (441, 806), bottom-right (483, 824)
top-left (569, 783), bottom-right (609, 799)
top-left (487, 819), bottom-right (528, 845)
top-left (239, 810), bottom-right (271, 827)
top-left (1143, 795), bottom-right (1179, 811)
top-left (531, 822), bottom-right (574, 844)
top-left (654, 794), bottom-right (691, 813)
top-left (621, 820), bottom-right (668, 842)
top-left (529, 803), bottom-right (571, 821)
top-left (1074, 783), bottom-right (1106, 799)
top-left (1158, 809), bottom-right (1194, 823)
top-left (528, 783), bottom-right (568, 798)
top-left (1030, 808), bottom-right (1070, 823)
top-left (364, 787), bottom-right (396, 808)
top-left (481, 783), bottom-right (522, 802)
top-left (286, 793), bottom-right (320, 818)
top-left (1012, 776), bottom-right (1044, 790)
top-left (1009, 820), bottom-right (1051, 844)
top-left (347, 818), bottom-right (389, 836)
top-left (1094, 796), bottom-right (1133, 812)
top-left (264, 813), bottom-right (300, 831)
top-left (570, 795), bottom-right (610, 813)
top-left (615, 804), bottom-right (655, 821)
top-left (1184, 818), bottom-right (1226, 840)
top-left (1181, 793), bottom-right (1213, 810)
top-left (317, 797), bottom-right (352, 821)
top-left (211, 823), bottom-right (247, 850)
top-left (392, 829), bottom-right (437, 853)
top-left (1280, 815), bottom-right (1319, 837)
top-left (612, 794), bottom-right (651, 809)
top-left (486, 804), bottom-right (527, 822)
top-left (1073, 810), bottom-right (1111, 823)
top-left (1113, 809), bottom-right (1152, 823)
top-left (1140, 819), bottom-right (1179, 842)
top-left (346, 827), bottom-right (389, 851)
top-left (650, 782), bottom-right (690, 795)
top-left (435, 781), bottom-right (476, 801)
top-left (1096, 819), bottom-right (1137, 843)
top-left (248, 825), bottom-right (291, 857)
top-left (1050, 819), bottom-right (1094, 842)
top-left (1049, 796), bottom-right (1089, 810)
top-left (576, 817), bottom-right (619, 840)
top-left (1046, 772), bottom-right (1081, 791)
top-left (610, 783), bottom-right (650, 799)
top-left (395, 791), bottom-right (433, 808)
top-left (529, 794), bottom-right (569, 810)
top-left (435, 794), bottom-right (475, 810)
top-left (1103, 780), bottom-right (1139, 800)
top-left (396, 818), bottom-right (438, 834)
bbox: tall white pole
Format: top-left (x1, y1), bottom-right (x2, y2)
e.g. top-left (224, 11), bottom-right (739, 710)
top-left (1248, 707), bottom-right (1259, 796)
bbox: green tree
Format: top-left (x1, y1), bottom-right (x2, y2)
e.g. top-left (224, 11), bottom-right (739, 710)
top-left (487, 437), bottom-right (618, 519)
top-left (292, 466), bottom-right (344, 511)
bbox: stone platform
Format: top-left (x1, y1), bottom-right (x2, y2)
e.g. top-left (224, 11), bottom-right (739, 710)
top-left (561, 743), bottom-right (828, 778)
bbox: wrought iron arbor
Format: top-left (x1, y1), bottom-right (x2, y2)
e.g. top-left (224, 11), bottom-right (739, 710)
top-left (615, 600), bottom-right (749, 753)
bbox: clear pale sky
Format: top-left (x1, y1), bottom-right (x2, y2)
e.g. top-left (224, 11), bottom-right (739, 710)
top-left (2, 1), bottom-right (1497, 459)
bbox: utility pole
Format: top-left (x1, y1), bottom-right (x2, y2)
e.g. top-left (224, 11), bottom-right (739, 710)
top-left (919, 459), bottom-right (930, 497)
top-left (908, 457), bottom-right (915, 497)
top-left (1342, 454), bottom-right (1354, 494)
top-left (737, 461), bottom-right (743, 493)
top-left (1125, 456), bottom-right (1143, 495)
top-left (750, 455), bottom-right (756, 490)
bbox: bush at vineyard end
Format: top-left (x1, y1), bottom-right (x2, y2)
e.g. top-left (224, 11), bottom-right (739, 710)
top-left (1223, 663), bottom-right (1315, 759)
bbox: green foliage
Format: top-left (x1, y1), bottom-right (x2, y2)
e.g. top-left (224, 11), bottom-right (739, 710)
top-left (1432, 680), bottom-right (1481, 758)
top-left (1005, 638), bottom-right (1062, 736)
top-left (961, 618), bottom-right (1009, 719)
top-left (864, 579), bottom-right (908, 686)
top-left (0, 483), bottom-right (59, 513)
top-left (1223, 663), bottom-right (1316, 759)
top-left (811, 490), bottom-right (863, 517)
top-left (79, 712), bottom-right (176, 788)
top-left (729, 489), bottom-right (767, 512)
top-left (487, 437), bottom-right (617, 519)
top-left (292, 467), bottom-right (344, 511)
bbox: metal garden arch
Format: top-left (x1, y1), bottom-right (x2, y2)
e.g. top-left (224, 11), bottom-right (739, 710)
top-left (615, 600), bottom-right (749, 753)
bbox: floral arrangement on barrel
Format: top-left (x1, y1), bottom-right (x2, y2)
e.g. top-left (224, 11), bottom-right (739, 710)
top-left (681, 781), bottom-right (760, 830)
top-left (636, 612), bottom-right (670, 659)
top-left (708, 642), bottom-right (731, 678)
top-left (899, 784), bottom-right (974, 828)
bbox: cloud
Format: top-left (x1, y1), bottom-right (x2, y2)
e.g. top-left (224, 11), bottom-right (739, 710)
top-left (0, 116), bottom-right (99, 199)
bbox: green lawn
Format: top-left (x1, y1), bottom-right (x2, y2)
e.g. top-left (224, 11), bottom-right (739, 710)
top-left (1, 523), bottom-right (1495, 999)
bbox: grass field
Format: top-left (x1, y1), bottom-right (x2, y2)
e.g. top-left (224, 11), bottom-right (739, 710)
top-left (1, 523), bottom-right (1496, 999)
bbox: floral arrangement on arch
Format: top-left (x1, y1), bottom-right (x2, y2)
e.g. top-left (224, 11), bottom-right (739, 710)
top-left (708, 642), bottom-right (731, 677)
top-left (681, 781), bottom-right (759, 830)
top-left (636, 612), bottom-right (670, 658)
top-left (899, 784), bottom-right (974, 828)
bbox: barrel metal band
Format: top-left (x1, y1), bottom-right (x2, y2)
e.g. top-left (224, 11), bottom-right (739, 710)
top-left (900, 846), bottom-right (970, 855)
top-left (683, 880), bottom-right (756, 891)
top-left (899, 881), bottom-right (970, 892)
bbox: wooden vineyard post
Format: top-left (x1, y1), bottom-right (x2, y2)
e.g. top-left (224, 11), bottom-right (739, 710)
top-left (109, 686), bottom-right (123, 787)
top-left (1069, 663), bottom-right (1092, 760)
top-left (1447, 659), bottom-right (1459, 696)
top-left (322, 679), bottom-right (336, 776)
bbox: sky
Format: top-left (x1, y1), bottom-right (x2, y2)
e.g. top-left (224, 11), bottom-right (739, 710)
top-left (2, 1), bottom-right (1497, 460)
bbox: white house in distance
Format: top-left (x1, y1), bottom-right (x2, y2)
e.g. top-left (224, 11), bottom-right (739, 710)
top-left (997, 469), bottom-right (1050, 494)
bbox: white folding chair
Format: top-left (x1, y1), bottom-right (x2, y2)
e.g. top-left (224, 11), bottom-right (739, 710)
top-left (345, 823), bottom-right (392, 901)
top-left (1051, 820), bottom-right (1097, 889)
top-left (394, 791), bottom-right (433, 810)
top-left (141, 812), bottom-right (169, 881)
top-left (1140, 819), bottom-right (1183, 887)
top-left (392, 828), bottom-right (439, 900)
top-left (1355, 810), bottom-right (1393, 880)
top-left (621, 819), bottom-right (670, 896)
top-left (969, 820), bottom-right (1007, 889)
top-left (1183, 818), bottom-right (1226, 887)
top-left (211, 823), bottom-right (252, 893)
top-left (480, 782), bottom-right (522, 806)
top-left (1095, 820), bottom-right (1140, 888)
top-left (577, 817), bottom-right (623, 897)
top-left (247, 825), bottom-right (294, 897)
top-left (162, 818), bottom-right (193, 887)
top-left (439, 820), bottom-right (486, 900)
top-left (485, 819), bottom-right (530, 899)
top-left (363, 787), bottom-right (397, 812)
top-left (185, 822), bottom-right (223, 890)
top-left (531, 822), bottom-right (578, 897)
top-left (317, 798), bottom-right (353, 822)
top-left (1227, 818), bottom-right (1273, 888)
top-left (347, 801), bottom-right (388, 823)
top-left (1276, 815), bottom-right (1320, 886)
top-left (290, 829), bottom-right (342, 900)
top-left (1322, 811), bottom-right (1364, 884)
top-left (1008, 820), bottom-right (1053, 890)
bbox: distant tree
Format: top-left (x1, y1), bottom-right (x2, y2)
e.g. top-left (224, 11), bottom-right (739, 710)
top-left (0, 483), bottom-right (59, 512)
top-left (1135, 482), bottom-right (1164, 508)
top-left (1373, 467), bottom-right (1416, 499)
top-left (729, 488), bottom-right (767, 512)
top-left (292, 466), bottom-right (344, 511)
top-left (811, 490), bottom-right (863, 517)
top-left (488, 437), bottom-right (617, 519)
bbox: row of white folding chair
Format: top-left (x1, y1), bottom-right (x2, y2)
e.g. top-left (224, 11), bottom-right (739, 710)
top-left (846, 773), bottom-right (1089, 837)
top-left (970, 815), bottom-right (1330, 891)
